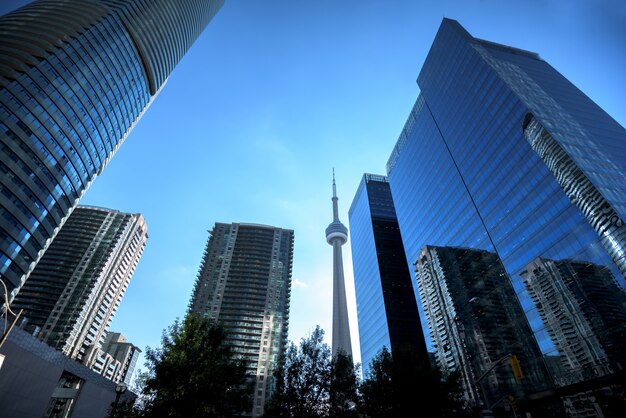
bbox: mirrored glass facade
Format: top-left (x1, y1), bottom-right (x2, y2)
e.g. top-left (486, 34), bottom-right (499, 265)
top-left (348, 174), bottom-right (427, 376)
top-left (0, 0), bottom-right (223, 300)
top-left (521, 258), bottom-right (626, 386)
top-left (415, 246), bottom-right (550, 408)
top-left (387, 18), bottom-right (626, 413)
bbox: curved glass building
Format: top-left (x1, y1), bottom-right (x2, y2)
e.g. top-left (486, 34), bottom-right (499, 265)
top-left (0, 0), bottom-right (223, 300)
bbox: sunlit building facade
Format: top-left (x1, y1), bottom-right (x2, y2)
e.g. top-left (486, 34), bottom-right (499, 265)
top-left (189, 222), bottom-right (294, 418)
top-left (348, 174), bottom-right (427, 375)
top-left (89, 331), bottom-right (141, 385)
top-left (0, 0), bottom-right (223, 301)
top-left (386, 18), bottom-right (626, 413)
top-left (11, 206), bottom-right (147, 366)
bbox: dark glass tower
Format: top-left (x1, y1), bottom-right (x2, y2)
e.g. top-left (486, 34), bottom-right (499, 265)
top-left (189, 222), bottom-right (294, 418)
top-left (11, 206), bottom-right (147, 364)
top-left (386, 18), bottom-right (626, 413)
top-left (0, 0), bottom-right (223, 300)
top-left (348, 174), bottom-right (427, 375)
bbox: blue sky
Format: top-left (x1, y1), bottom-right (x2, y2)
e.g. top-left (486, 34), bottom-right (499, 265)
top-left (2, 0), bottom-right (625, 369)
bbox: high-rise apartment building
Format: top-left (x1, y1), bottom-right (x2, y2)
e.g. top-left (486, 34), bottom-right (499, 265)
top-left (415, 246), bottom-right (550, 408)
top-left (11, 206), bottom-right (147, 367)
top-left (0, 0), bottom-right (223, 301)
top-left (89, 331), bottom-right (141, 385)
top-left (385, 18), bottom-right (626, 411)
top-left (189, 222), bottom-right (294, 418)
top-left (522, 258), bottom-right (626, 385)
top-left (325, 173), bottom-right (352, 357)
top-left (348, 174), bottom-right (427, 374)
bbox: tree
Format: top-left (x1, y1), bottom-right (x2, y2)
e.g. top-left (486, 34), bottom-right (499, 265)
top-left (265, 326), bottom-right (472, 417)
top-left (330, 351), bottom-right (360, 417)
top-left (359, 347), bottom-right (396, 417)
top-left (360, 346), bottom-right (474, 418)
top-left (114, 314), bottom-right (253, 417)
top-left (264, 326), bottom-right (331, 418)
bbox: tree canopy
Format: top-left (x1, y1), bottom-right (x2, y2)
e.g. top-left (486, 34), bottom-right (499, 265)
top-left (329, 351), bottom-right (360, 418)
top-left (264, 326), bottom-right (332, 418)
top-left (265, 328), bottom-right (472, 418)
top-left (111, 320), bottom-right (471, 418)
top-left (359, 347), bottom-right (396, 417)
top-left (111, 314), bottom-right (253, 418)
top-left (360, 346), bottom-right (474, 418)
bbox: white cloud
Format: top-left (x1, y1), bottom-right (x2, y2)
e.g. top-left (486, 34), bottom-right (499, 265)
top-left (292, 278), bottom-right (309, 288)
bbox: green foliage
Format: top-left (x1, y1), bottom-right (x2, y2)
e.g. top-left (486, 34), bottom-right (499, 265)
top-left (330, 352), bottom-right (360, 417)
top-left (360, 346), bottom-right (475, 418)
top-left (107, 398), bottom-right (140, 418)
top-left (263, 326), bottom-right (474, 418)
top-left (111, 314), bottom-right (253, 418)
top-left (359, 347), bottom-right (396, 417)
top-left (264, 326), bottom-right (331, 418)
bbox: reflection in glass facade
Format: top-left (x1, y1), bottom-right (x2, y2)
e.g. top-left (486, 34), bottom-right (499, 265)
top-left (416, 246), bottom-right (550, 408)
top-left (386, 18), bottom-right (626, 414)
top-left (189, 223), bottom-right (294, 418)
top-left (522, 258), bottom-right (626, 386)
top-left (524, 116), bottom-right (626, 278)
top-left (348, 174), bottom-right (428, 375)
top-left (0, 0), bottom-right (223, 301)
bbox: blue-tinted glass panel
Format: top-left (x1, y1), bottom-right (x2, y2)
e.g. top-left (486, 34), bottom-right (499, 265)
top-left (0, 14), bottom-right (150, 297)
top-left (348, 177), bottom-right (390, 375)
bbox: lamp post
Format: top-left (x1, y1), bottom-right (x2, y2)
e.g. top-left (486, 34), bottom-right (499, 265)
top-left (475, 353), bottom-right (522, 418)
top-left (111, 383), bottom-right (127, 417)
top-left (1, 277), bottom-right (23, 350)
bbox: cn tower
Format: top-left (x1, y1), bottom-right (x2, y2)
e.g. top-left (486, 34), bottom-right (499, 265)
top-left (325, 170), bottom-right (352, 357)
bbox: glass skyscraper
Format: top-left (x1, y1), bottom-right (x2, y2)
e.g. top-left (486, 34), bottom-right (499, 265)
top-left (189, 222), bottom-right (294, 418)
top-left (386, 18), bottom-right (626, 413)
top-left (348, 174), bottom-right (427, 375)
top-left (11, 205), bottom-right (147, 367)
top-left (0, 0), bottom-right (223, 301)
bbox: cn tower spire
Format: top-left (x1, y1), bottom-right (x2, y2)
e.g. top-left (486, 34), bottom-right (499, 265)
top-left (325, 170), bottom-right (352, 357)
top-left (332, 168), bottom-right (339, 220)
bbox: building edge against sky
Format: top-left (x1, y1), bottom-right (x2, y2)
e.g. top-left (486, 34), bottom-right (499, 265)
top-left (0, 327), bottom-right (135, 417)
top-left (348, 173), bottom-right (427, 375)
top-left (384, 17), bottom-right (626, 412)
top-left (11, 205), bottom-right (147, 383)
top-left (0, 0), bottom-right (223, 302)
top-left (189, 222), bottom-right (294, 418)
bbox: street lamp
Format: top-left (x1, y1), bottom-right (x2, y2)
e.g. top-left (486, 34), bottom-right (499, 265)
top-left (474, 353), bottom-right (523, 417)
top-left (111, 383), bottom-right (127, 417)
top-left (1, 277), bottom-right (23, 351)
